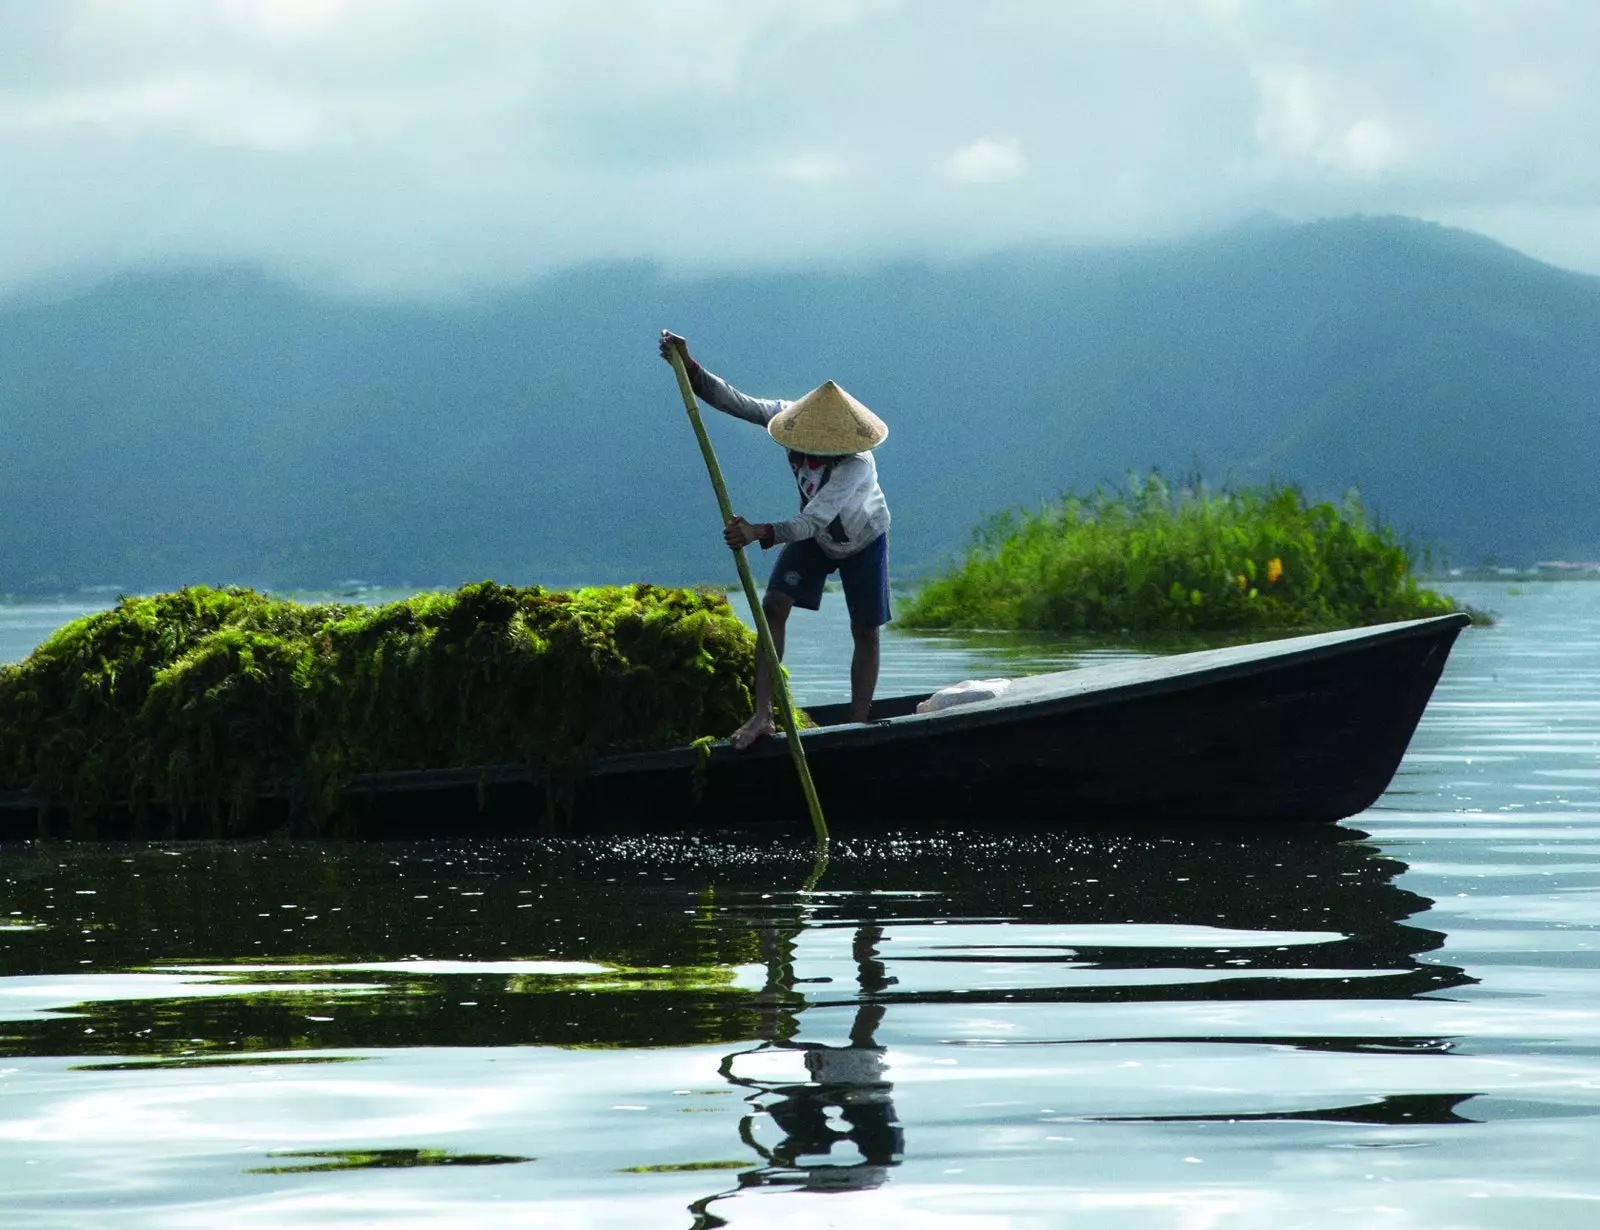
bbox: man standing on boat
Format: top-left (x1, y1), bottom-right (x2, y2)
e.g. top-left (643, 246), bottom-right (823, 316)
top-left (659, 331), bottom-right (892, 749)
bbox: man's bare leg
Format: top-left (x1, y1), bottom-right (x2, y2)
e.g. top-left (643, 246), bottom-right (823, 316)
top-left (850, 622), bottom-right (880, 724)
top-left (733, 593), bottom-right (792, 749)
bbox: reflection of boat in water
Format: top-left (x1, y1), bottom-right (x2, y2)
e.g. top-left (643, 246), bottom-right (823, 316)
top-left (1095, 1090), bottom-right (1479, 1127)
top-left (0, 825), bottom-right (1498, 1229)
top-left (5, 613), bottom-right (1466, 837)
top-left (3, 822), bottom-right (1487, 1226)
top-left (0, 827), bottom-right (1472, 1062)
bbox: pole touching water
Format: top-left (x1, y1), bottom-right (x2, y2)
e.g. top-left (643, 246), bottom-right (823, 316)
top-left (665, 343), bottom-right (830, 846)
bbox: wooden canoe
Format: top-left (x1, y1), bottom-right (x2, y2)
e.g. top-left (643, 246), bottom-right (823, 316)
top-left (0, 613), bottom-right (1469, 838)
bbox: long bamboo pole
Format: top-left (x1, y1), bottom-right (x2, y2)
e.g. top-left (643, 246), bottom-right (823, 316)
top-left (665, 343), bottom-right (830, 845)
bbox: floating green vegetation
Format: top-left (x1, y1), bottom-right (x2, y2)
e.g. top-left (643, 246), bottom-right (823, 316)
top-left (73, 1054), bottom-right (369, 1071)
top-left (249, 1148), bottom-right (532, 1174)
top-left (504, 964), bottom-right (748, 995)
top-left (619, 1160), bottom-right (750, 1174)
top-left (901, 475), bottom-right (1478, 634)
top-left (0, 581), bottom-right (755, 829)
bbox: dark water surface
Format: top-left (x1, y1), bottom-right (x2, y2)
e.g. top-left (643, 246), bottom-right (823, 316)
top-left (3, 582), bottom-right (1600, 1227)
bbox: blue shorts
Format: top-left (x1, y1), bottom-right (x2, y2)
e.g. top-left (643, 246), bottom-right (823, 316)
top-left (767, 534), bottom-right (891, 627)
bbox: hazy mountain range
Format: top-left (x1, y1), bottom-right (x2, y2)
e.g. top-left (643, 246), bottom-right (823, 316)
top-left (3, 214), bottom-right (1597, 595)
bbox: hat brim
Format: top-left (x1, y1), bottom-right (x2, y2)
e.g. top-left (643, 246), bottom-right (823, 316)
top-left (766, 381), bottom-right (889, 455)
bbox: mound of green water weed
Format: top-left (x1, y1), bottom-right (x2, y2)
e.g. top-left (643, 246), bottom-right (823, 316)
top-left (0, 582), bottom-right (755, 827)
top-left (900, 475), bottom-right (1471, 634)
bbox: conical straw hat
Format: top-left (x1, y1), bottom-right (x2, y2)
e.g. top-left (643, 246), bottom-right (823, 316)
top-left (767, 381), bottom-right (888, 455)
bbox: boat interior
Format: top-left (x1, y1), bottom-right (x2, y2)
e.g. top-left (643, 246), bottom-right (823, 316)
top-left (803, 693), bottom-right (934, 727)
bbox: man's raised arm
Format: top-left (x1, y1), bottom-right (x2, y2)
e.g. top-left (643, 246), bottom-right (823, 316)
top-left (659, 330), bottom-right (786, 427)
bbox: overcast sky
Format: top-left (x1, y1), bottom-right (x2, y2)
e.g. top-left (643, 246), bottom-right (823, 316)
top-left (4, 0), bottom-right (1598, 297)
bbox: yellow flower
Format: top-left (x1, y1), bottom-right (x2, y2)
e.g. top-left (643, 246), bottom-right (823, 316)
top-left (1266, 557), bottom-right (1283, 585)
top-left (1236, 573), bottom-right (1248, 591)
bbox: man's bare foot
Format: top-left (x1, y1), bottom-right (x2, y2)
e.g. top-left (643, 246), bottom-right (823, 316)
top-left (730, 713), bottom-right (776, 750)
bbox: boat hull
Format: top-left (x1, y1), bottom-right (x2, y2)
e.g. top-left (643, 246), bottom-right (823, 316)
top-left (579, 613), bottom-right (1460, 834)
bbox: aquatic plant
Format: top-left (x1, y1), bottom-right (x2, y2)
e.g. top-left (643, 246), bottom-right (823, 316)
top-left (0, 582), bottom-right (755, 830)
top-left (250, 1149), bottom-right (532, 1173)
top-left (900, 474), bottom-right (1472, 633)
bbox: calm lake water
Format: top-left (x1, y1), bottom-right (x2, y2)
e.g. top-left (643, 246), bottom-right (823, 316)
top-left (3, 581), bottom-right (1600, 1227)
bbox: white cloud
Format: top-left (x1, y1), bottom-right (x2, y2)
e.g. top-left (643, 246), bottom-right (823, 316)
top-left (944, 137), bottom-right (1027, 184)
top-left (1340, 119), bottom-right (1400, 174)
top-left (1, 0), bottom-right (1599, 295)
top-left (1252, 68), bottom-right (1402, 175)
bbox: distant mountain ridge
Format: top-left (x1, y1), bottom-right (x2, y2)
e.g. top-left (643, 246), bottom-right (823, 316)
top-left (3, 215), bottom-right (1597, 594)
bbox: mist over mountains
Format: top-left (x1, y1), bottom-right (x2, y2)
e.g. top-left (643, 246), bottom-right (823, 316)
top-left (3, 215), bottom-right (1597, 595)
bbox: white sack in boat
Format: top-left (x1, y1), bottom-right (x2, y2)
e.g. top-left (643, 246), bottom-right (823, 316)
top-left (915, 678), bottom-right (1013, 714)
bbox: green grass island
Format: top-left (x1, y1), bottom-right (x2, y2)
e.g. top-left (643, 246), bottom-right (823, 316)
top-left (901, 475), bottom-right (1476, 634)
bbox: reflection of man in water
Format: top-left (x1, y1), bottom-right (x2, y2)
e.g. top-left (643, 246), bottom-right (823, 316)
top-left (756, 1002), bottom-right (902, 1188)
top-left (692, 999), bottom-right (903, 1227)
top-left (690, 921), bottom-right (903, 1226)
top-left (734, 924), bottom-right (903, 1193)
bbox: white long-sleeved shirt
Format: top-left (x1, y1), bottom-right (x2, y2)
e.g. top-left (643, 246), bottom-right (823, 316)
top-left (691, 365), bottom-right (891, 561)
